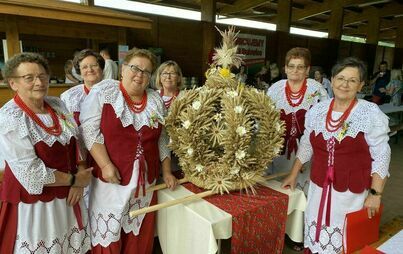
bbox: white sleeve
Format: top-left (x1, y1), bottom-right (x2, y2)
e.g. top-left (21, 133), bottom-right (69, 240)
top-left (103, 61), bottom-right (113, 80)
top-left (296, 108), bottom-right (314, 164)
top-left (365, 111), bottom-right (391, 179)
top-left (0, 130), bottom-right (56, 194)
top-left (79, 90), bottom-right (104, 150)
top-left (158, 127), bottom-right (171, 161)
top-left (318, 84), bottom-right (329, 101)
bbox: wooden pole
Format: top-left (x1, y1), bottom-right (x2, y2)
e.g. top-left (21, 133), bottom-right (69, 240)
top-left (146, 177), bottom-right (189, 193)
top-left (130, 171), bottom-right (290, 217)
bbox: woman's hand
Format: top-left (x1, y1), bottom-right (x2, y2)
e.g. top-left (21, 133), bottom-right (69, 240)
top-left (67, 187), bottom-right (83, 206)
top-left (281, 172), bottom-right (298, 191)
top-left (102, 163), bottom-right (121, 184)
top-left (74, 167), bottom-right (94, 187)
top-left (364, 194), bottom-right (381, 219)
top-left (163, 172), bottom-right (178, 190)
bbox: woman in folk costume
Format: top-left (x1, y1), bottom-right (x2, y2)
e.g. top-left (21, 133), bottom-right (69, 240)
top-left (61, 49), bottom-right (105, 125)
top-left (79, 48), bottom-right (178, 254)
top-left (282, 57), bottom-right (391, 253)
top-left (267, 47), bottom-right (328, 195)
top-left (0, 52), bottom-right (92, 253)
top-left (155, 60), bottom-right (184, 110)
top-left (60, 49), bottom-right (104, 206)
top-left (155, 60), bottom-right (184, 175)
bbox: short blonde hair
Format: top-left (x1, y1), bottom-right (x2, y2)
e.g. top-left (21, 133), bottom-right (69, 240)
top-left (155, 60), bottom-right (184, 90)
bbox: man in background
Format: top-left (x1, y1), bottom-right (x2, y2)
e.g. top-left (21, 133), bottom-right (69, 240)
top-left (370, 60), bottom-right (391, 104)
top-left (100, 48), bottom-right (118, 80)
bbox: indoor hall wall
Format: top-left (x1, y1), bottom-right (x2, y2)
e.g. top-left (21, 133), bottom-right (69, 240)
top-left (124, 14), bottom-right (401, 84)
top-left (128, 16), bottom-right (204, 79)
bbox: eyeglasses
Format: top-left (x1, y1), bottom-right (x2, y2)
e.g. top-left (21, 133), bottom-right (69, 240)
top-left (334, 76), bottom-right (361, 86)
top-left (161, 72), bottom-right (178, 78)
top-left (11, 74), bottom-right (49, 84)
top-left (124, 64), bottom-right (151, 79)
top-left (80, 63), bottom-right (100, 71)
top-left (287, 65), bottom-right (306, 71)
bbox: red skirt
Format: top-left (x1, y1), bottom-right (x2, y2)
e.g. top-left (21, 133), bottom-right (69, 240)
top-left (0, 202), bottom-right (19, 254)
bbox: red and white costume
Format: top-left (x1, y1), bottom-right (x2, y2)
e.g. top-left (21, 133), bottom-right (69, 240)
top-left (267, 78), bottom-right (328, 194)
top-left (61, 84), bottom-right (93, 206)
top-left (297, 99), bottom-right (390, 253)
top-left (79, 79), bottom-right (170, 253)
top-left (60, 84), bottom-right (89, 126)
top-left (0, 97), bottom-right (90, 254)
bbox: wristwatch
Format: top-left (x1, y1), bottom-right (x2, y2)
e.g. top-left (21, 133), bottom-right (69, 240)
top-left (369, 188), bottom-right (382, 196)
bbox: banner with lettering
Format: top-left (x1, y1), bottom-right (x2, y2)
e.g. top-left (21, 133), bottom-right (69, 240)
top-left (236, 33), bottom-right (266, 65)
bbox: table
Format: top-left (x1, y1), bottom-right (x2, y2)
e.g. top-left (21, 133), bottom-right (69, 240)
top-left (157, 180), bottom-right (307, 254)
top-left (378, 103), bottom-right (403, 114)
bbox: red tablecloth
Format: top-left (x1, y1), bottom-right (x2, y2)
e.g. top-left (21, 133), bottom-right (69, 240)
top-left (184, 183), bottom-right (289, 254)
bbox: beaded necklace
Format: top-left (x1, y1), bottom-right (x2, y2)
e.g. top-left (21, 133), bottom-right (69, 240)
top-left (14, 94), bottom-right (62, 136)
top-left (285, 79), bottom-right (307, 107)
top-left (119, 82), bottom-right (147, 113)
top-left (160, 89), bottom-right (179, 109)
top-left (325, 98), bottom-right (356, 132)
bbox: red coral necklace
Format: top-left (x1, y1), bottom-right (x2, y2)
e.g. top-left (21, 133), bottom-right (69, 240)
top-left (14, 94), bottom-right (62, 136)
top-left (160, 89), bottom-right (179, 109)
top-left (285, 79), bottom-right (307, 107)
top-left (119, 82), bottom-right (147, 113)
top-left (325, 98), bottom-right (356, 132)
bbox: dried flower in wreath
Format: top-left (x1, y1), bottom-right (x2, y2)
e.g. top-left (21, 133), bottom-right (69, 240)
top-left (165, 27), bottom-right (285, 195)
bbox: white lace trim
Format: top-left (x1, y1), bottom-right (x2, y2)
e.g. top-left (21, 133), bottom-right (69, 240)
top-left (15, 199), bottom-right (91, 254)
top-left (8, 159), bottom-right (56, 195)
top-left (80, 80), bottom-right (170, 161)
top-left (88, 158), bottom-right (155, 247)
top-left (304, 219), bottom-right (343, 254)
top-left (307, 99), bottom-right (388, 141)
top-left (96, 80), bottom-right (166, 130)
top-left (300, 99), bottom-right (391, 178)
top-left (267, 78), bottom-right (328, 115)
top-left (60, 84), bottom-right (87, 113)
top-left (0, 97), bottom-right (79, 147)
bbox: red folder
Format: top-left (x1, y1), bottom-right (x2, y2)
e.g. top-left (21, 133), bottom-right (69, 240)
top-left (344, 205), bottom-right (383, 254)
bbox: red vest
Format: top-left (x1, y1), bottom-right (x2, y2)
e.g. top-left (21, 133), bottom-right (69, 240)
top-left (1, 138), bottom-right (77, 204)
top-left (310, 132), bottom-right (372, 193)
top-left (280, 109), bottom-right (307, 158)
top-left (91, 104), bottom-right (161, 186)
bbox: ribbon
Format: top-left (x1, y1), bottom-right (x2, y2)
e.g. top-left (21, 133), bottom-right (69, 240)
top-left (315, 137), bottom-right (335, 242)
top-left (73, 203), bottom-right (84, 230)
top-left (134, 155), bottom-right (147, 198)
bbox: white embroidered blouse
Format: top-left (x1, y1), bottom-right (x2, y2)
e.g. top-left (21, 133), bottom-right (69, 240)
top-left (297, 99), bottom-right (391, 178)
top-left (79, 79), bottom-right (170, 161)
top-left (0, 97), bottom-right (79, 194)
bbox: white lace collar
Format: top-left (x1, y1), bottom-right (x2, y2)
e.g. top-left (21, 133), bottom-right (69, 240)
top-left (308, 99), bottom-right (388, 141)
top-left (0, 97), bottom-right (79, 146)
top-left (268, 78), bottom-right (325, 114)
top-left (94, 80), bottom-right (166, 131)
top-left (60, 84), bottom-right (87, 113)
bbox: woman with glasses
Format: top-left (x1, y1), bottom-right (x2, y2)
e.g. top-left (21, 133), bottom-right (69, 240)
top-left (61, 49), bottom-right (105, 125)
top-left (0, 52), bottom-right (92, 253)
top-left (267, 47), bottom-right (328, 251)
top-left (80, 48), bottom-right (178, 254)
top-left (282, 57), bottom-right (390, 254)
top-left (155, 60), bottom-right (184, 109)
top-left (267, 47), bottom-right (328, 191)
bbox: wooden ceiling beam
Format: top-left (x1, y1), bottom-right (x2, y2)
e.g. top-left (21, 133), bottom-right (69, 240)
top-left (314, 1), bottom-right (402, 29)
top-left (218, 0), bottom-right (267, 15)
top-left (0, 0), bottom-right (152, 29)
